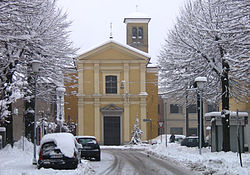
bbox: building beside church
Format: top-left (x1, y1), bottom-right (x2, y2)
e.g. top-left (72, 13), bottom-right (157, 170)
top-left (74, 12), bottom-right (158, 145)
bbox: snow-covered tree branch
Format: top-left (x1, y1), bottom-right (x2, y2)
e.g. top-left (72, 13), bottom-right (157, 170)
top-left (158, 0), bottom-right (249, 104)
top-left (0, 0), bottom-right (77, 121)
top-left (130, 117), bottom-right (143, 145)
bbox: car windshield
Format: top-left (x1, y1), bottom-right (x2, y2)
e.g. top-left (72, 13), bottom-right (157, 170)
top-left (78, 138), bottom-right (96, 145)
top-left (188, 138), bottom-right (198, 143)
top-left (42, 142), bottom-right (56, 154)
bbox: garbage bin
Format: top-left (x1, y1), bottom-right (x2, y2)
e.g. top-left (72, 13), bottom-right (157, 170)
top-left (205, 111), bottom-right (248, 152)
top-left (0, 127), bottom-right (6, 148)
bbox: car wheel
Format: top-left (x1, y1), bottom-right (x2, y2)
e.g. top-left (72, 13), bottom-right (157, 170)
top-left (70, 163), bottom-right (78, 169)
top-left (37, 164), bottom-right (42, 169)
top-left (95, 154), bottom-right (101, 161)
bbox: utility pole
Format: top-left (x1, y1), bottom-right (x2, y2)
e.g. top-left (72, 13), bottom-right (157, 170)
top-left (164, 99), bottom-right (167, 147)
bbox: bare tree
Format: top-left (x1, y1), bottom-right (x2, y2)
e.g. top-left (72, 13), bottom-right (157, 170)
top-left (0, 0), bottom-right (77, 144)
top-left (158, 0), bottom-right (249, 151)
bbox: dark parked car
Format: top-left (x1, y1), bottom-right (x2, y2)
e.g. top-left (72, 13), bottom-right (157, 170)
top-left (181, 136), bottom-right (199, 147)
top-left (37, 133), bottom-right (81, 169)
top-left (76, 136), bottom-right (101, 161)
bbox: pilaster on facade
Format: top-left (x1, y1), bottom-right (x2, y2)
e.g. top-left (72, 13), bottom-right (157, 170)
top-left (94, 64), bottom-right (100, 94)
top-left (140, 64), bottom-right (146, 92)
top-left (140, 102), bottom-right (147, 141)
top-left (94, 98), bottom-right (100, 141)
top-left (124, 103), bottom-right (130, 142)
top-left (124, 63), bottom-right (129, 93)
top-left (77, 101), bottom-right (84, 135)
top-left (78, 64), bottom-right (84, 94)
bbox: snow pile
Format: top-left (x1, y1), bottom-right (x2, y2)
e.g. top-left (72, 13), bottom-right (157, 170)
top-left (40, 133), bottom-right (76, 158)
top-left (13, 136), bottom-right (34, 151)
top-left (145, 135), bottom-right (250, 175)
top-left (0, 137), bottom-right (91, 175)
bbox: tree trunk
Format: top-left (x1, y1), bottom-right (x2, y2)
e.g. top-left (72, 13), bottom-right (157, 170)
top-left (221, 59), bottom-right (230, 152)
top-left (25, 75), bottom-right (35, 142)
top-left (5, 71), bottom-right (14, 146)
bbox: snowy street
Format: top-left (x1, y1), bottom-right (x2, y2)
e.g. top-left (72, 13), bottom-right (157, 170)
top-left (90, 149), bottom-right (194, 175)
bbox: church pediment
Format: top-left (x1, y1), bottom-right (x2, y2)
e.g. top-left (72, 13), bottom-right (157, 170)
top-left (77, 40), bottom-right (150, 62)
top-left (100, 104), bottom-right (124, 112)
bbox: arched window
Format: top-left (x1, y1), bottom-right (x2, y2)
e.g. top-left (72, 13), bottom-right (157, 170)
top-left (138, 27), bottom-right (143, 39)
top-left (132, 27), bottom-right (137, 39)
top-left (105, 75), bottom-right (117, 94)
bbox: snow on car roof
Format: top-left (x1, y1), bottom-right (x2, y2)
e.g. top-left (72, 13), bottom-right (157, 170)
top-left (186, 136), bottom-right (198, 139)
top-left (40, 133), bottom-right (76, 158)
top-left (75, 136), bottom-right (96, 139)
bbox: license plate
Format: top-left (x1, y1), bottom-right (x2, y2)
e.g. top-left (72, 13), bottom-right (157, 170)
top-left (43, 161), bottom-right (50, 165)
top-left (84, 146), bottom-right (91, 149)
top-left (50, 155), bottom-right (63, 158)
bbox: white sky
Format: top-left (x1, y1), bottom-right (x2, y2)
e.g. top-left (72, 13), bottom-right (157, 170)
top-left (56, 0), bottom-right (186, 63)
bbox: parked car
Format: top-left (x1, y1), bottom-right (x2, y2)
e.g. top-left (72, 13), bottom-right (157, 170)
top-left (174, 135), bottom-right (186, 144)
top-left (37, 133), bottom-right (81, 169)
top-left (75, 136), bottom-right (101, 161)
top-left (181, 136), bottom-right (199, 147)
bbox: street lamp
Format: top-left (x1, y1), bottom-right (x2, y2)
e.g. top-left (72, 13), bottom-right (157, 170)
top-left (195, 77), bottom-right (207, 155)
top-left (31, 60), bottom-right (41, 165)
top-left (56, 86), bottom-right (66, 132)
top-left (143, 118), bottom-right (152, 144)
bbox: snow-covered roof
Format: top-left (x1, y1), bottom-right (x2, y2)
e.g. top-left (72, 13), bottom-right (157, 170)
top-left (147, 62), bottom-right (158, 68)
top-left (124, 12), bottom-right (151, 24)
top-left (205, 111), bottom-right (249, 117)
top-left (78, 39), bottom-right (151, 59)
top-left (139, 92), bottom-right (148, 96)
top-left (40, 133), bottom-right (77, 158)
top-left (125, 11), bottom-right (150, 19)
top-left (186, 136), bottom-right (198, 139)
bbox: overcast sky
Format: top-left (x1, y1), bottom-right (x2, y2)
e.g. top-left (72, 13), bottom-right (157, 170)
top-left (56, 0), bottom-right (186, 63)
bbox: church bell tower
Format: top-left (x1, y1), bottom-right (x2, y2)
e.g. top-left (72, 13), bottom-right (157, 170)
top-left (124, 12), bottom-right (151, 53)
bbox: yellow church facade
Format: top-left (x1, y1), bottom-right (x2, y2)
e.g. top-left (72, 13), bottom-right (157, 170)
top-left (75, 13), bottom-right (158, 145)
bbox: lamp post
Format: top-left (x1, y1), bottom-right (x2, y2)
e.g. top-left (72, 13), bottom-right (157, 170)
top-left (31, 60), bottom-right (41, 165)
top-left (195, 77), bottom-right (207, 155)
top-left (56, 87), bottom-right (66, 132)
top-left (163, 99), bottom-right (168, 147)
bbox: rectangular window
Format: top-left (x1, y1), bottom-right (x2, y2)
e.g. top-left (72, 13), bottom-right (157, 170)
top-left (188, 104), bottom-right (197, 113)
top-left (132, 27), bottom-right (137, 39)
top-left (170, 104), bottom-right (182, 113)
top-left (188, 128), bottom-right (197, 136)
top-left (207, 104), bottom-right (218, 112)
top-left (170, 127), bottom-right (183, 135)
top-left (105, 75), bottom-right (117, 94)
top-left (138, 27), bottom-right (143, 39)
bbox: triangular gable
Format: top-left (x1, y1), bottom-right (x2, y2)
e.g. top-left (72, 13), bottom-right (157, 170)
top-left (77, 40), bottom-right (150, 62)
top-left (100, 104), bottom-right (124, 112)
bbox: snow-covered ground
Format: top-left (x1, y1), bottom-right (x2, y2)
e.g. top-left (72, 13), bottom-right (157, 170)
top-left (0, 136), bottom-right (249, 175)
top-left (147, 135), bottom-right (250, 175)
top-left (0, 137), bottom-right (92, 175)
